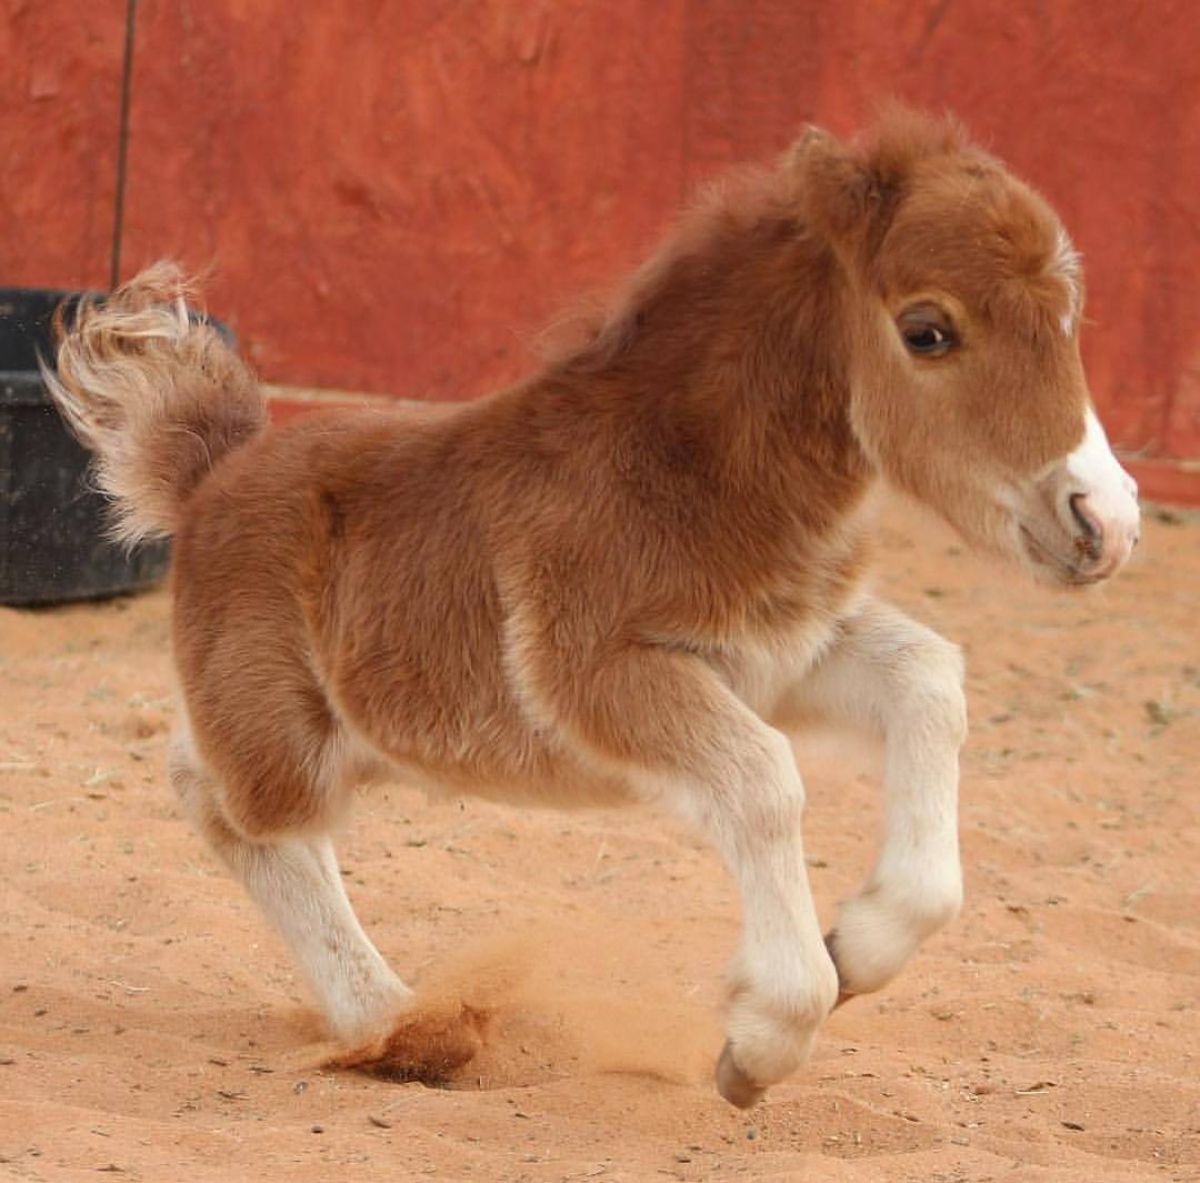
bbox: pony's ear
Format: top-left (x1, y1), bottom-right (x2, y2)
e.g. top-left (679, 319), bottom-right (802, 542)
top-left (787, 109), bottom-right (967, 256)
top-left (787, 124), bottom-right (897, 254)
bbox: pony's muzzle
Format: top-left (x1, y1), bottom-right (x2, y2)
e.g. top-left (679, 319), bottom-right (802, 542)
top-left (1049, 408), bottom-right (1141, 581)
top-left (1060, 483), bottom-right (1139, 579)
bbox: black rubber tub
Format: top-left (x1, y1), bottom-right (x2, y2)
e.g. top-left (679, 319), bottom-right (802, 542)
top-left (0, 288), bottom-right (170, 605)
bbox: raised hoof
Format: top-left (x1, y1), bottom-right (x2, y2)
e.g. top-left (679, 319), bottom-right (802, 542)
top-left (715, 1040), bottom-right (767, 1109)
top-left (824, 929), bottom-right (856, 1010)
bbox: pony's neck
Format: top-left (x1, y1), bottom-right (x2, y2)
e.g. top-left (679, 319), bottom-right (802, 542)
top-left (546, 202), bottom-right (875, 527)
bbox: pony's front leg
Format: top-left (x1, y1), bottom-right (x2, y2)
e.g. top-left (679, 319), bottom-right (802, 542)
top-left (535, 646), bottom-right (838, 1107)
top-left (783, 596), bottom-right (967, 1001)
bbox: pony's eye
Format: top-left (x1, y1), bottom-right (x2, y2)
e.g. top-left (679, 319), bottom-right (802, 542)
top-left (897, 306), bottom-right (957, 357)
top-left (904, 325), bottom-right (946, 352)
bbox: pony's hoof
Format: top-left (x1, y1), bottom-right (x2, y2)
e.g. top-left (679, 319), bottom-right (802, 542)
top-left (824, 930), bottom-right (856, 1008)
top-left (715, 1040), bottom-right (767, 1109)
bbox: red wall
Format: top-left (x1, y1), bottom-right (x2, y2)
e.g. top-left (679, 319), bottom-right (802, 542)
top-left (3, 1), bottom-right (1198, 500)
top-left (0, 3), bottom-right (124, 290)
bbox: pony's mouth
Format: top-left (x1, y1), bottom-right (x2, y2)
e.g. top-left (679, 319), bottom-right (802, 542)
top-left (1017, 523), bottom-right (1109, 587)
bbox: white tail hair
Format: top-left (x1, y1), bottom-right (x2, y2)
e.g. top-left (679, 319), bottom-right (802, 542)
top-left (41, 261), bottom-right (266, 545)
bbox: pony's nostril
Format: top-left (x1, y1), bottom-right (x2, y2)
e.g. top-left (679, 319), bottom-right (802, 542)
top-left (1068, 493), bottom-right (1104, 561)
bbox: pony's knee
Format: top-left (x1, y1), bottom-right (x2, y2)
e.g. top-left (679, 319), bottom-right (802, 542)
top-left (735, 729), bottom-right (807, 836)
top-left (887, 633), bottom-right (967, 748)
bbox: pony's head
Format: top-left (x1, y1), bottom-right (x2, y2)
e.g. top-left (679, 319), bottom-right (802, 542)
top-left (793, 109), bottom-right (1139, 586)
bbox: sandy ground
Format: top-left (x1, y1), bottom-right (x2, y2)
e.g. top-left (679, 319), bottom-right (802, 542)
top-left (0, 500), bottom-right (1197, 1182)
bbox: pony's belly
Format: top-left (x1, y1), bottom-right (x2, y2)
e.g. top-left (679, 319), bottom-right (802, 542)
top-left (377, 748), bottom-right (637, 811)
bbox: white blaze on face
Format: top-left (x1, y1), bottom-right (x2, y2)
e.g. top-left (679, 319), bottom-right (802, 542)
top-left (1062, 408), bottom-right (1140, 574)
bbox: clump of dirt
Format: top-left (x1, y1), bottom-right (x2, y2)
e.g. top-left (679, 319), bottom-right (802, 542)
top-left (330, 1002), bottom-right (491, 1085)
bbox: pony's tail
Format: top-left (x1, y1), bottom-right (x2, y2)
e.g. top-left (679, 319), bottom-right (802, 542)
top-left (41, 261), bottom-right (266, 545)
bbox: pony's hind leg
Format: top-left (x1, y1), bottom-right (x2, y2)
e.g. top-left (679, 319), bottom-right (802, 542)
top-left (168, 727), bottom-right (412, 1043)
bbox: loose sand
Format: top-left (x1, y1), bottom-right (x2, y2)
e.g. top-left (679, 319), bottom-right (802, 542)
top-left (0, 501), bottom-right (1196, 1182)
